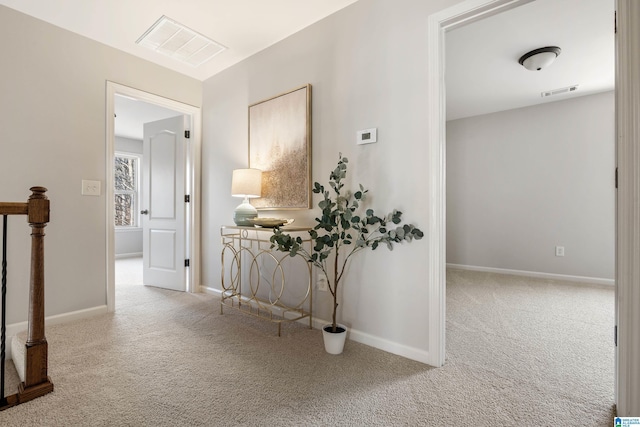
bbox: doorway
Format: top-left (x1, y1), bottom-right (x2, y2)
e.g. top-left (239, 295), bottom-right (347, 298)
top-left (429, 0), bottom-right (640, 416)
top-left (113, 98), bottom-right (184, 292)
top-left (106, 81), bottom-right (202, 311)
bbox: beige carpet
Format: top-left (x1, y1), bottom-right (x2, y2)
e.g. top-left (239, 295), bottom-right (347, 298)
top-left (0, 262), bottom-right (615, 426)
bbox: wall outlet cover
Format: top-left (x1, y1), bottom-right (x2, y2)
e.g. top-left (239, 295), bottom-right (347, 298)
top-left (82, 180), bottom-right (101, 196)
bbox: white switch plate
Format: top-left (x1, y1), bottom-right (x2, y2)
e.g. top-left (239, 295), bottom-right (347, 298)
top-left (82, 180), bottom-right (101, 196)
top-left (555, 246), bottom-right (565, 257)
top-left (357, 128), bottom-right (377, 145)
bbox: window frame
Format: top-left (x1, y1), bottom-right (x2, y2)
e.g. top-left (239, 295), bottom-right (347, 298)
top-left (114, 151), bottom-right (141, 229)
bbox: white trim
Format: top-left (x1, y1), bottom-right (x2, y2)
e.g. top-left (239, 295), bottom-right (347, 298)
top-left (427, 0), bottom-right (541, 369)
top-left (106, 81), bottom-right (203, 313)
top-left (615, 0), bottom-right (640, 416)
top-left (200, 285), bottom-right (220, 295)
top-left (346, 327), bottom-right (431, 364)
top-left (115, 252), bottom-right (143, 260)
top-left (115, 227), bottom-right (143, 233)
top-left (447, 263), bottom-right (615, 286)
top-left (6, 305), bottom-right (108, 360)
top-left (202, 286), bottom-right (431, 362)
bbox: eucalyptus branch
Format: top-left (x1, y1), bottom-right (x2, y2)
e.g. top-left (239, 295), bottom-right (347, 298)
top-left (270, 153), bottom-right (423, 331)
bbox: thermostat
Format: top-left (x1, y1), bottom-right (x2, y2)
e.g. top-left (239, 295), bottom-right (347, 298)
top-left (357, 128), bottom-right (377, 145)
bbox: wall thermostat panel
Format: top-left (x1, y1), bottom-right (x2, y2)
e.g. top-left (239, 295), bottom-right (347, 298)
top-left (357, 128), bottom-right (377, 145)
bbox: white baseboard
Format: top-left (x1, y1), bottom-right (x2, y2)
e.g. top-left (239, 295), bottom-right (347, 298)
top-left (201, 285), bottom-right (431, 364)
top-left (200, 285), bottom-right (220, 295)
top-left (345, 326), bottom-right (432, 364)
top-left (446, 263), bottom-right (615, 286)
top-left (6, 305), bottom-right (108, 360)
top-left (115, 252), bottom-right (142, 259)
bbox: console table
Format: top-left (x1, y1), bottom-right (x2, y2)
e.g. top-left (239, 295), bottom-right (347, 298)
top-left (220, 226), bottom-right (313, 336)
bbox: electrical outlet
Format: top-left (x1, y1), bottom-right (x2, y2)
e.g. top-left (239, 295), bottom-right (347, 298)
top-left (317, 276), bottom-right (328, 292)
top-left (555, 246), bottom-right (565, 257)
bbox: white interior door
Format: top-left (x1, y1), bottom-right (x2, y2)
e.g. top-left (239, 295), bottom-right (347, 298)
top-left (142, 115), bottom-right (188, 291)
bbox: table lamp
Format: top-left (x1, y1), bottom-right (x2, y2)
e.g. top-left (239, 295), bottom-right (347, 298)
top-left (231, 168), bottom-right (262, 226)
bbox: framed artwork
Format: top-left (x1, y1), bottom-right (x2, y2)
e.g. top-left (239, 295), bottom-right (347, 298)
top-left (249, 84), bottom-right (312, 210)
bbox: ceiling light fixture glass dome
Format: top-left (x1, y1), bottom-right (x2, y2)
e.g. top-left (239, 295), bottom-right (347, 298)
top-left (518, 46), bottom-right (562, 71)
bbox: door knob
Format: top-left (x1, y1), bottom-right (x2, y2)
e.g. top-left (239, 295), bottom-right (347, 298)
top-left (140, 209), bottom-right (149, 215)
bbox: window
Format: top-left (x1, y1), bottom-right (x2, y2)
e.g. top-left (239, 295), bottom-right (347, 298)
top-left (114, 153), bottom-right (140, 227)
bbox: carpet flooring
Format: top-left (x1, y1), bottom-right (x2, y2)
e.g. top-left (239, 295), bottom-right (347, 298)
top-left (0, 260), bottom-right (615, 426)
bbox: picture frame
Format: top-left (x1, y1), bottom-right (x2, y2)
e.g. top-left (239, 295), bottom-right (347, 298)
top-left (248, 84), bottom-right (312, 210)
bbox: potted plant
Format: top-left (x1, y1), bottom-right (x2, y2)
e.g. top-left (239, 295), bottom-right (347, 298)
top-left (270, 154), bottom-right (423, 354)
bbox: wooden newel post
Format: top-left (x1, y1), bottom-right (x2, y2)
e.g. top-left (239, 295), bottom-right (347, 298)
top-left (22, 186), bottom-right (53, 393)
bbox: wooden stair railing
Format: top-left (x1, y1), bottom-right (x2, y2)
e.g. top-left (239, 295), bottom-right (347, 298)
top-left (0, 187), bottom-right (53, 411)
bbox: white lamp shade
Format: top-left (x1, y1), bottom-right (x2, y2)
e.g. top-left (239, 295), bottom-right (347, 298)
top-left (231, 168), bottom-right (262, 198)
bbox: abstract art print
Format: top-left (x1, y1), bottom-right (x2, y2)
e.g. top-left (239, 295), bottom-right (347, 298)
top-left (249, 84), bottom-right (311, 209)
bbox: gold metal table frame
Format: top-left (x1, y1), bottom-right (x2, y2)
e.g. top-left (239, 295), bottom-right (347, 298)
top-left (220, 226), bottom-right (312, 336)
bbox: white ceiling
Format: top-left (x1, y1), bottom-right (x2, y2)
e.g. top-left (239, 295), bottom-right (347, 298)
top-left (2, 0), bottom-right (614, 126)
top-left (446, 0), bottom-right (615, 120)
top-left (0, 0), bottom-right (359, 81)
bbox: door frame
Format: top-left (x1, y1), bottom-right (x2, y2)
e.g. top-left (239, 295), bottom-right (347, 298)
top-left (614, 0), bottom-right (640, 416)
top-left (426, 0), bottom-right (535, 369)
top-left (427, 0), bottom-right (639, 414)
top-left (105, 81), bottom-right (202, 310)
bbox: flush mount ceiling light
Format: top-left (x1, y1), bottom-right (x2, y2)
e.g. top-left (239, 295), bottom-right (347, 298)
top-left (136, 15), bottom-right (227, 67)
top-left (518, 46), bottom-right (561, 71)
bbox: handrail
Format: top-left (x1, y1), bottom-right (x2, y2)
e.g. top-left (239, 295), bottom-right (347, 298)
top-left (0, 186), bottom-right (53, 410)
top-left (0, 203), bottom-right (28, 216)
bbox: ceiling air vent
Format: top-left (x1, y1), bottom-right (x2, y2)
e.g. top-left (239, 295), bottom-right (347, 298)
top-left (541, 85), bottom-right (579, 98)
top-left (137, 16), bottom-right (226, 67)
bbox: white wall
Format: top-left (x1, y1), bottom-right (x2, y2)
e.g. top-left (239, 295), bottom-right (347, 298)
top-left (0, 5), bottom-right (201, 324)
top-left (114, 136), bottom-right (143, 257)
top-left (201, 0), bottom-right (461, 362)
top-left (446, 91), bottom-right (615, 280)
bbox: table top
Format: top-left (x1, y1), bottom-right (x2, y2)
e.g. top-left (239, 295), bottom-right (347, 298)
top-left (221, 225), bottom-right (312, 232)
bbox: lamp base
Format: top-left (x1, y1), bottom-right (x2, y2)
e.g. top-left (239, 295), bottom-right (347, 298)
top-left (233, 200), bottom-right (258, 226)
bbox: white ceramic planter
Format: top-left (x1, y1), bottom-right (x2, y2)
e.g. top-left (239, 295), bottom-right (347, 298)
top-left (322, 323), bottom-right (347, 354)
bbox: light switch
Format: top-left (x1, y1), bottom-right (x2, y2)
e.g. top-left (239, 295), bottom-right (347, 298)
top-left (82, 180), bottom-right (101, 196)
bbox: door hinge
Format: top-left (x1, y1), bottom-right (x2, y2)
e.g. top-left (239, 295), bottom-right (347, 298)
top-left (185, 130), bottom-right (190, 139)
top-left (185, 195), bottom-right (190, 203)
top-left (615, 167), bottom-right (618, 189)
top-left (615, 325), bottom-right (618, 346)
top-left (614, 11), bottom-right (617, 34)
top-left (185, 259), bottom-right (190, 267)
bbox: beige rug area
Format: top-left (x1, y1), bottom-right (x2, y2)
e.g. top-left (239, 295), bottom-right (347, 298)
top-left (0, 264), bottom-right (615, 426)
